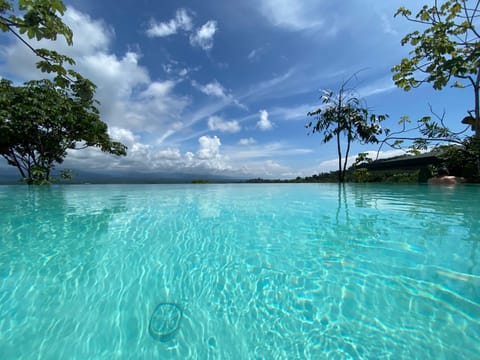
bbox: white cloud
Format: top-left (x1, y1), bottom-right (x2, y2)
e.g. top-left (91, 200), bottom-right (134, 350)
top-left (380, 13), bottom-right (399, 36)
top-left (108, 127), bottom-right (138, 147)
top-left (0, 8), bottom-right (113, 80)
top-left (146, 10), bottom-right (218, 51)
top-left (190, 20), bottom-right (218, 50)
top-left (65, 131), bottom-right (230, 175)
top-left (146, 8), bottom-right (193, 37)
top-left (192, 79), bottom-right (227, 98)
top-left (258, 0), bottom-right (325, 30)
top-left (175, 9), bottom-right (195, 31)
top-left (208, 116), bottom-right (241, 133)
top-left (241, 67), bottom-right (296, 102)
top-left (239, 137), bottom-right (256, 145)
top-left (357, 76), bottom-right (396, 98)
top-left (247, 46), bottom-right (266, 62)
top-left (248, 49), bottom-right (259, 60)
top-left (269, 103), bottom-right (317, 121)
top-left (226, 141), bottom-right (312, 160)
top-left (197, 135), bottom-right (222, 159)
top-left (60, 8), bottom-right (112, 56)
top-left (233, 159), bottom-right (290, 178)
top-left (140, 80), bottom-right (176, 98)
top-left (190, 79), bottom-right (247, 111)
top-left (156, 148), bottom-right (182, 160)
top-left (257, 109), bottom-right (273, 130)
top-left (0, 6), bottom-right (193, 141)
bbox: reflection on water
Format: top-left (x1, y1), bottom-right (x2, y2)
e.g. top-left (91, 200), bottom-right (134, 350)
top-left (0, 184), bottom-right (479, 359)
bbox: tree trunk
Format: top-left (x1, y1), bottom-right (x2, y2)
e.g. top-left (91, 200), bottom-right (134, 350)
top-left (342, 132), bottom-right (352, 184)
top-left (474, 71), bottom-right (479, 138)
top-left (336, 131), bottom-right (343, 182)
top-left (474, 72), bottom-right (479, 174)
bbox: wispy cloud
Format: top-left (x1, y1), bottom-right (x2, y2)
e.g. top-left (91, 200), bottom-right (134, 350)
top-left (257, 0), bottom-right (325, 31)
top-left (268, 103), bottom-right (317, 121)
top-left (146, 9), bottom-right (218, 51)
top-left (241, 67), bottom-right (296, 101)
top-left (191, 79), bottom-right (247, 111)
top-left (357, 76), bottom-right (396, 98)
top-left (380, 13), bottom-right (399, 36)
top-left (239, 137), bottom-right (256, 145)
top-left (192, 79), bottom-right (227, 98)
top-left (226, 141), bottom-right (313, 160)
top-left (247, 46), bottom-right (267, 62)
top-left (190, 20), bottom-right (218, 50)
top-left (146, 8), bottom-right (193, 37)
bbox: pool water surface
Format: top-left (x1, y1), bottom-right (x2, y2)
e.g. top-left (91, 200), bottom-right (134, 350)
top-left (0, 184), bottom-right (479, 359)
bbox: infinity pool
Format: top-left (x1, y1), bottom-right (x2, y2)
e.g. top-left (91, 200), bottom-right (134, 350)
top-left (0, 184), bottom-right (479, 359)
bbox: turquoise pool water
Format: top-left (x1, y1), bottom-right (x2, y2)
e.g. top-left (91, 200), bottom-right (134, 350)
top-left (0, 183), bottom-right (479, 359)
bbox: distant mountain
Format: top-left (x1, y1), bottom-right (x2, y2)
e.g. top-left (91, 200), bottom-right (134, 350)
top-left (0, 167), bottom-right (22, 184)
top-left (0, 167), bottom-right (245, 184)
top-left (67, 169), bottom-right (244, 184)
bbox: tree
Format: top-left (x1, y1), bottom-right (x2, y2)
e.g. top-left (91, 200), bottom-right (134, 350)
top-left (392, 0), bottom-right (480, 137)
top-left (306, 77), bottom-right (388, 182)
top-left (0, 0), bottom-right (127, 183)
top-left (0, 79), bottom-right (126, 184)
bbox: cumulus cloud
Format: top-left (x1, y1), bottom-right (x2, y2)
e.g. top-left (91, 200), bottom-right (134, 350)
top-left (257, 109), bottom-right (273, 130)
top-left (65, 130), bottom-right (230, 175)
top-left (155, 148), bottom-right (182, 160)
top-left (190, 20), bottom-right (218, 50)
top-left (0, 7), bottom-right (191, 133)
top-left (197, 135), bottom-right (221, 159)
top-left (0, 6), bottom-right (308, 180)
top-left (0, 8), bottom-right (112, 80)
top-left (208, 116), bottom-right (241, 133)
top-left (146, 8), bottom-right (193, 37)
top-left (239, 137), bottom-right (256, 145)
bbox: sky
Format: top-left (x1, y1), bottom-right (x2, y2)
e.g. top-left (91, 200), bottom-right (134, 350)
top-left (0, 0), bottom-right (473, 179)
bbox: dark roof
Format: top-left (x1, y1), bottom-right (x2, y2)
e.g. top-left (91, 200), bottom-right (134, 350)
top-left (365, 152), bottom-right (442, 170)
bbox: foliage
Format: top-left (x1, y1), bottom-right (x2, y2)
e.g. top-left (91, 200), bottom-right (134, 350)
top-left (354, 152), bottom-right (373, 166)
top-left (353, 168), bottom-right (370, 182)
top-left (0, 0), bottom-right (96, 102)
top-left (392, 0), bottom-right (480, 136)
top-left (436, 137), bottom-right (480, 177)
top-left (0, 0), bottom-right (72, 43)
top-left (306, 76), bottom-right (388, 182)
top-left (192, 179), bottom-right (212, 184)
top-left (0, 79), bottom-right (127, 184)
top-left (0, 0), bottom-right (126, 184)
top-left (376, 109), bottom-right (470, 158)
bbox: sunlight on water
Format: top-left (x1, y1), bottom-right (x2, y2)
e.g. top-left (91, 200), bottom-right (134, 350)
top-left (0, 184), bottom-right (479, 359)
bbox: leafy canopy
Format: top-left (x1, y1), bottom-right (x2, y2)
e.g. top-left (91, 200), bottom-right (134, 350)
top-left (0, 0), bottom-right (96, 100)
top-left (0, 79), bottom-right (127, 184)
top-left (1, 0), bottom-right (127, 183)
top-left (390, 1), bottom-right (480, 177)
top-left (306, 77), bottom-right (388, 182)
top-left (392, 0), bottom-right (480, 91)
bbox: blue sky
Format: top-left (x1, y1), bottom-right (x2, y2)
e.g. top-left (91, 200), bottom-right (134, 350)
top-left (0, 0), bottom-right (472, 179)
